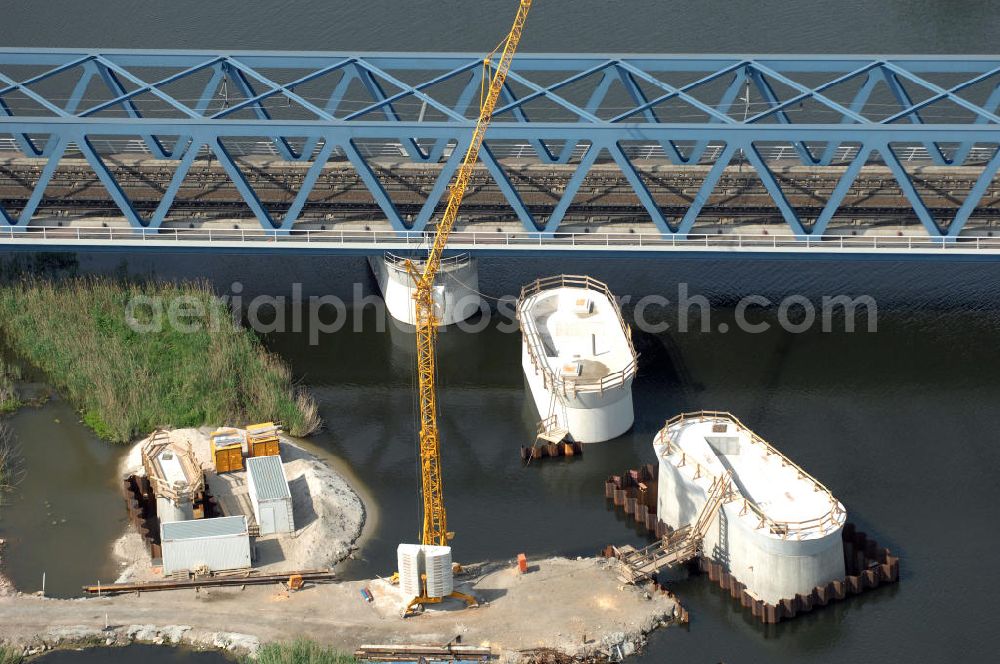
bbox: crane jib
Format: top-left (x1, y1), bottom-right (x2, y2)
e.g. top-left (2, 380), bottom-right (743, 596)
top-left (413, 0), bottom-right (533, 548)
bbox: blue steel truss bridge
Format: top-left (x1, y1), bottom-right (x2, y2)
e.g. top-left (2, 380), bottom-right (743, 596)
top-left (0, 49), bottom-right (998, 255)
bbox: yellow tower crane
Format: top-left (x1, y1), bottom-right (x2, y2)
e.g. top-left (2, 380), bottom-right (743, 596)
top-left (397, 0), bottom-right (533, 615)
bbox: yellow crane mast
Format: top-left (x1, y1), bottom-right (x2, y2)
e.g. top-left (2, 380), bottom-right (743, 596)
top-left (408, 0), bottom-right (533, 549)
top-left (394, 0), bottom-right (532, 616)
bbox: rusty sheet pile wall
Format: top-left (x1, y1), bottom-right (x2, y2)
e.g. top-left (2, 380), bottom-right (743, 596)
top-left (122, 474), bottom-right (221, 560)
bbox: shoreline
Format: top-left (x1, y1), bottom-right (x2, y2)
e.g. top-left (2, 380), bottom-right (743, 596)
top-left (284, 434), bottom-right (380, 577)
top-left (0, 416), bottom-right (375, 600)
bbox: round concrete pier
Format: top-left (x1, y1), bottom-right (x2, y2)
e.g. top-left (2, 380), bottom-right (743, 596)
top-left (368, 252), bottom-right (481, 326)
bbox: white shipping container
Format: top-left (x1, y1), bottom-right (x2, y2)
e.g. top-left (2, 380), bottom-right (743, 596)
top-left (246, 455), bottom-right (294, 535)
top-left (161, 515), bottom-right (251, 575)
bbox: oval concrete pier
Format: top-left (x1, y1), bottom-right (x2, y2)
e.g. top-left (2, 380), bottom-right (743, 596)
top-left (517, 275), bottom-right (638, 443)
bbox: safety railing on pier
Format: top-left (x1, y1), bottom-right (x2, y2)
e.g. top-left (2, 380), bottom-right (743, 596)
top-left (381, 250), bottom-right (471, 272)
top-left (4, 225), bottom-right (1000, 253)
top-left (516, 274), bottom-right (638, 397)
top-left (657, 410), bottom-right (845, 540)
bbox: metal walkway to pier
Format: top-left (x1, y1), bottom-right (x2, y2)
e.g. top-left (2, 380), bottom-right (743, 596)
top-left (0, 50), bottom-right (998, 241)
top-left (612, 471), bottom-right (733, 584)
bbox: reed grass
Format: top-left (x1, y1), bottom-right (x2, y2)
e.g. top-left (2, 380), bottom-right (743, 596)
top-left (0, 419), bottom-right (23, 504)
top-left (0, 644), bottom-right (23, 664)
top-left (249, 640), bottom-right (357, 664)
top-left (0, 277), bottom-right (320, 443)
top-left (0, 358), bottom-right (17, 413)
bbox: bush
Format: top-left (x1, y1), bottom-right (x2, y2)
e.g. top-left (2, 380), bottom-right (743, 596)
top-left (0, 278), bottom-right (320, 443)
top-left (250, 640), bottom-right (358, 664)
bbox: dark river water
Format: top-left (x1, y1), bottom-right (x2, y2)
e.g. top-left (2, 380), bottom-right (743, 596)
top-left (0, 0), bottom-right (995, 54)
top-left (1, 0), bottom-right (999, 662)
top-left (7, 253), bottom-right (1000, 664)
top-left (0, 397), bottom-right (126, 597)
top-left (268, 256), bottom-right (1000, 664)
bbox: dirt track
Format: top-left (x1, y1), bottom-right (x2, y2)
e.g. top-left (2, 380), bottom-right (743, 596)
top-left (0, 557), bottom-right (678, 661)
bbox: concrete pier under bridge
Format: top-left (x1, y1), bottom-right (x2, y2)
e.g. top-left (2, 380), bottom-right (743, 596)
top-left (367, 251), bottom-right (481, 326)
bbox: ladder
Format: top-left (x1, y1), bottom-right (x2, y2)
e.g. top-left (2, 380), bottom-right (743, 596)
top-left (534, 392), bottom-right (568, 445)
top-left (614, 471), bottom-right (733, 584)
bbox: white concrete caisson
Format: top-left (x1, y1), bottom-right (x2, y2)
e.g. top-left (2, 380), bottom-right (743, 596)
top-left (655, 411), bottom-right (847, 604)
top-left (517, 275), bottom-right (638, 443)
top-left (368, 251), bottom-right (481, 326)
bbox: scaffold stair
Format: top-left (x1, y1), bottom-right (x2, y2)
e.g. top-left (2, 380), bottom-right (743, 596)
top-left (614, 471), bottom-right (733, 584)
top-left (535, 393), bottom-right (569, 445)
top-left (536, 419), bottom-right (569, 444)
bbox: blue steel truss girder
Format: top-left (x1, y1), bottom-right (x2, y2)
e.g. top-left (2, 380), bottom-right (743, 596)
top-left (2, 119), bottom-right (995, 140)
top-left (0, 49), bottom-right (997, 239)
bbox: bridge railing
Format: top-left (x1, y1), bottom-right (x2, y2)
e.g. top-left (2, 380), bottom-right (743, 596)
top-left (382, 250), bottom-right (471, 272)
top-left (4, 225), bottom-right (1000, 251)
top-left (9, 138), bottom-right (995, 164)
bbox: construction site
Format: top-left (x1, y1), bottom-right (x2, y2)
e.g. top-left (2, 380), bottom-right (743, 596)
top-left (112, 425), bottom-right (365, 586)
top-left (0, 1), bottom-right (920, 662)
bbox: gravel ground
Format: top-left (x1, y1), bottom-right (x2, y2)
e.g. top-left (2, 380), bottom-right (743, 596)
top-left (0, 557), bottom-right (680, 661)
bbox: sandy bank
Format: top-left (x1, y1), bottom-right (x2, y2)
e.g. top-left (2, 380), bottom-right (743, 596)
top-left (115, 427), bottom-right (367, 582)
top-left (0, 556), bottom-right (680, 661)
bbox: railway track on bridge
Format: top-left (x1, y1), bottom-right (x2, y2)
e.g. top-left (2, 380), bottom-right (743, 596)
top-left (2, 155), bottom-right (998, 230)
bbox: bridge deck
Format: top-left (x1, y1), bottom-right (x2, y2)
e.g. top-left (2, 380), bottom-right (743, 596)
top-left (0, 50), bottom-right (997, 240)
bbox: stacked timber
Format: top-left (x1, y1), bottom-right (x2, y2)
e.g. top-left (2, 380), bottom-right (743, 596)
top-left (355, 644), bottom-right (494, 661)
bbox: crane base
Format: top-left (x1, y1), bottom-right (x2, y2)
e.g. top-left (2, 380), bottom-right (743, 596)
top-left (402, 590), bottom-right (479, 618)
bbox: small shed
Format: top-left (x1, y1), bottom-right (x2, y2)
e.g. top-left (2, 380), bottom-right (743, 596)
top-left (246, 455), bottom-right (295, 535)
top-left (210, 428), bottom-right (245, 473)
top-left (160, 515), bottom-right (251, 575)
top-left (246, 422), bottom-right (281, 458)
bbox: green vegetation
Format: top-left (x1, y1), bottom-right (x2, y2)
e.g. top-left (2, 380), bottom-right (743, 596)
top-left (0, 644), bottom-right (23, 664)
top-left (249, 640), bottom-right (358, 664)
top-left (0, 278), bottom-right (319, 443)
top-left (0, 358), bottom-right (18, 413)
